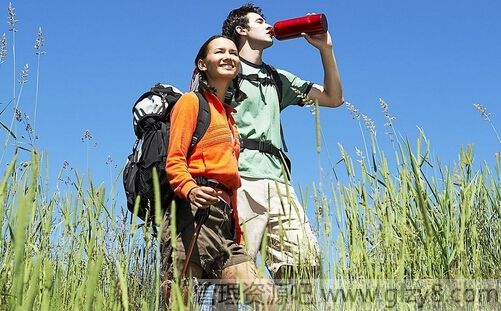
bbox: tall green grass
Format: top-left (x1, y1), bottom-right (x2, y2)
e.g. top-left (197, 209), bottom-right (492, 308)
top-left (331, 139), bottom-right (501, 278)
top-left (1, 120), bottom-right (499, 310)
top-left (0, 150), bottom-right (163, 311)
top-left (310, 101), bottom-right (501, 310)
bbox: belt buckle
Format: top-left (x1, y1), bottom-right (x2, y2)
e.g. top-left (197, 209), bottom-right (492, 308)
top-left (206, 178), bottom-right (219, 189)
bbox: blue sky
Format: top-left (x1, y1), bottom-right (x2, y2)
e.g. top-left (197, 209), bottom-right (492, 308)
top-left (0, 1), bottom-right (499, 217)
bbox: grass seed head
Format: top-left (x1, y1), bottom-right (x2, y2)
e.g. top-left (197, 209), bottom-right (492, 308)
top-left (19, 64), bottom-right (28, 83)
top-left (15, 108), bottom-right (21, 121)
top-left (345, 102), bottom-right (360, 120)
top-left (380, 98), bottom-right (396, 127)
top-left (34, 27), bottom-right (45, 54)
top-left (362, 113), bottom-right (376, 135)
top-left (81, 129), bottom-right (93, 142)
top-left (7, 2), bottom-right (17, 31)
top-left (0, 33), bottom-right (7, 63)
top-left (473, 103), bottom-right (491, 122)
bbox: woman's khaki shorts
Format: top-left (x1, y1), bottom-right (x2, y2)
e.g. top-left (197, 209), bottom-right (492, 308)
top-left (160, 198), bottom-right (251, 279)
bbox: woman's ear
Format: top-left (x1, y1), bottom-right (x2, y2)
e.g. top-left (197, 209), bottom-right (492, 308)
top-left (197, 59), bottom-right (207, 72)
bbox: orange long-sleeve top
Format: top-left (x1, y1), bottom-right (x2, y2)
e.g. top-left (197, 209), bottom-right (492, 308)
top-left (166, 91), bottom-right (242, 241)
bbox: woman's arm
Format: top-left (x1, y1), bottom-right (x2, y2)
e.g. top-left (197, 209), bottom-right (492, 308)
top-left (165, 92), bottom-right (200, 198)
top-left (166, 92), bottom-right (221, 209)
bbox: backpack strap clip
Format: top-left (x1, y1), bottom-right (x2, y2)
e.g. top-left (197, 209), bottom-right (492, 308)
top-left (258, 140), bottom-right (273, 155)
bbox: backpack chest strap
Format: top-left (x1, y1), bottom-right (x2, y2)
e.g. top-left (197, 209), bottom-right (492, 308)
top-left (240, 138), bottom-right (291, 177)
top-left (238, 73), bottom-right (276, 87)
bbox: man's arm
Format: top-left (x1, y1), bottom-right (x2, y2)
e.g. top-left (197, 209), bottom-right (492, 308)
top-left (303, 31), bottom-right (344, 108)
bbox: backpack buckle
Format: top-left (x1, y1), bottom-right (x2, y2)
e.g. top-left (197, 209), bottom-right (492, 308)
top-left (258, 140), bottom-right (264, 152)
top-left (258, 140), bottom-right (273, 154)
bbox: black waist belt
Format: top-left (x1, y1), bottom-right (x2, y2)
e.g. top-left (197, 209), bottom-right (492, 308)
top-left (240, 138), bottom-right (291, 175)
top-left (194, 177), bottom-right (233, 196)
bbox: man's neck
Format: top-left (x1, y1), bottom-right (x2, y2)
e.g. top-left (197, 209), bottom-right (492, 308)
top-left (239, 43), bottom-right (264, 65)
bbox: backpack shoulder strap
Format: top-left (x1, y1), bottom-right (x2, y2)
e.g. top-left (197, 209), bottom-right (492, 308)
top-left (188, 92), bottom-right (211, 154)
top-left (263, 63), bottom-right (288, 152)
top-left (239, 62), bottom-right (288, 152)
top-left (263, 63), bottom-right (283, 104)
top-left (238, 62), bottom-right (282, 103)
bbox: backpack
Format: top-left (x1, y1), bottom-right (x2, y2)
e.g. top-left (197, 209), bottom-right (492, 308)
top-left (123, 84), bottom-right (210, 223)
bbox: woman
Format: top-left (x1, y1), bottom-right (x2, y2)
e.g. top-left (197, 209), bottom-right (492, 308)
top-left (162, 35), bottom-right (276, 309)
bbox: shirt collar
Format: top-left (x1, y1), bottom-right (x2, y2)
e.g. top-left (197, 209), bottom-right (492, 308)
top-left (239, 56), bottom-right (264, 69)
top-left (203, 91), bottom-right (237, 113)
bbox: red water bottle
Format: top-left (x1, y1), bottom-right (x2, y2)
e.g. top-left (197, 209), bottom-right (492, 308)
top-left (272, 13), bottom-right (328, 41)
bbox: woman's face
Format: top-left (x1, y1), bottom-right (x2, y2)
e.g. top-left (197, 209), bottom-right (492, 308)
top-left (197, 37), bottom-right (240, 82)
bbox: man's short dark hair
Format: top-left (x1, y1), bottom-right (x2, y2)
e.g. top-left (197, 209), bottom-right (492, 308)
top-left (222, 3), bottom-right (264, 48)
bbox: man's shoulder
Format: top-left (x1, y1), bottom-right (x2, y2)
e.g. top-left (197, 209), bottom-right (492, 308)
top-left (239, 58), bottom-right (283, 73)
top-left (262, 61), bottom-right (278, 71)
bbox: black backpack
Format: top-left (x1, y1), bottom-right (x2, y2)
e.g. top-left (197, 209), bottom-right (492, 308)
top-left (123, 84), bottom-right (210, 223)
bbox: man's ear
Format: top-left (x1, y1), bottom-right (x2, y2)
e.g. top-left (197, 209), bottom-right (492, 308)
top-left (197, 59), bottom-right (207, 72)
top-left (235, 25), bottom-right (247, 36)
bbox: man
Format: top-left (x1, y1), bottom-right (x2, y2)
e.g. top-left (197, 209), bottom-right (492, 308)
top-left (222, 3), bottom-right (344, 281)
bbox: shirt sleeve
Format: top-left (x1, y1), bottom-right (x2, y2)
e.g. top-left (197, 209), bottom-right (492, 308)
top-left (277, 68), bottom-right (314, 110)
top-left (165, 92), bottom-right (199, 199)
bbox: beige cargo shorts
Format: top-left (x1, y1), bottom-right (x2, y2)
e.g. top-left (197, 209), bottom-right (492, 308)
top-left (237, 177), bottom-right (320, 279)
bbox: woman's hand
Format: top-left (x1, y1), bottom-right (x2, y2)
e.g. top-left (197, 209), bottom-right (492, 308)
top-left (188, 186), bottom-right (220, 209)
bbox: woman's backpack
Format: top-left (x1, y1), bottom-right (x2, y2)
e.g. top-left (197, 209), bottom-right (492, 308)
top-left (123, 84), bottom-right (210, 224)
